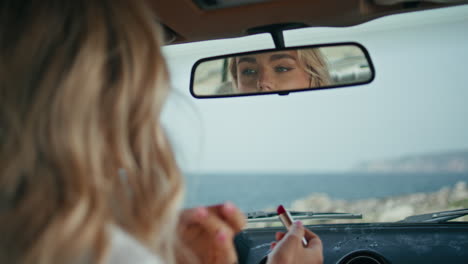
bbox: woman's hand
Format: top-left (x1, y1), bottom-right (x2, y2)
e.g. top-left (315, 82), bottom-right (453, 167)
top-left (267, 221), bottom-right (323, 264)
top-left (177, 202), bottom-right (246, 264)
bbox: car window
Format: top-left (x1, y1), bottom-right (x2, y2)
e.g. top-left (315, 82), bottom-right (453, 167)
top-left (162, 5), bottom-right (468, 224)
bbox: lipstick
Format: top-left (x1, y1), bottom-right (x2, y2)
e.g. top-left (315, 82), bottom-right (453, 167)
top-left (277, 205), bottom-right (308, 246)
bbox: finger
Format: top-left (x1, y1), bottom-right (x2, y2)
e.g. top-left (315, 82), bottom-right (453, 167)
top-left (275, 231), bottom-right (286, 241)
top-left (179, 209), bottom-right (238, 264)
top-left (271, 221), bottom-right (305, 255)
top-left (207, 202), bottom-right (246, 232)
top-left (302, 228), bottom-right (319, 240)
top-left (189, 210), bottom-right (235, 243)
top-left (221, 202), bottom-right (246, 231)
top-left (302, 227), bottom-right (324, 263)
top-left (178, 207), bottom-right (208, 228)
top-left (303, 228), bottom-right (323, 250)
top-left (177, 207), bottom-right (210, 242)
top-left (178, 207), bottom-right (209, 227)
top-left (270, 242), bottom-right (277, 250)
top-left (198, 213), bottom-right (238, 263)
top-left (288, 221), bottom-right (305, 242)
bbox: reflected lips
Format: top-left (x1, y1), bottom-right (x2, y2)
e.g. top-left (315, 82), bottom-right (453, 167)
top-left (277, 205), bottom-right (308, 246)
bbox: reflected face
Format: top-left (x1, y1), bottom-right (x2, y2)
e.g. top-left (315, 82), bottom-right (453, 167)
top-left (235, 51), bottom-right (310, 93)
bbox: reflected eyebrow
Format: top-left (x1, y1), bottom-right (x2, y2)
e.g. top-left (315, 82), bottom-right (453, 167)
top-left (237, 57), bottom-right (257, 64)
top-left (269, 54), bottom-right (296, 62)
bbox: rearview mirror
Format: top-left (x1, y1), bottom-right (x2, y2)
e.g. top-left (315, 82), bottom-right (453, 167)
top-left (190, 43), bottom-right (374, 98)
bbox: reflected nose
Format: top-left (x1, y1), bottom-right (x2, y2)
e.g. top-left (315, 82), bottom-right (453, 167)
top-left (257, 70), bottom-right (274, 91)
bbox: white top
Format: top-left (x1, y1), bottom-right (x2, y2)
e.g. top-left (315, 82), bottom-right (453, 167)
top-left (106, 226), bottom-right (164, 264)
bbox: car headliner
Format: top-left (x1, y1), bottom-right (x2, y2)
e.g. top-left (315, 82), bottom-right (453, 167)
top-left (150, 0), bottom-right (468, 45)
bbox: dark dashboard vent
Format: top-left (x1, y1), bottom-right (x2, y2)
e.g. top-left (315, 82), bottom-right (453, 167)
top-left (338, 251), bottom-right (390, 264)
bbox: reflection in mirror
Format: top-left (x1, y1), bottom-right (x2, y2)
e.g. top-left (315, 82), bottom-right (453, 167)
top-left (192, 44), bottom-right (373, 97)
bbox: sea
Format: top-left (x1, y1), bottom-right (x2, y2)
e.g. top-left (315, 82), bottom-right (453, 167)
top-left (182, 172), bottom-right (468, 212)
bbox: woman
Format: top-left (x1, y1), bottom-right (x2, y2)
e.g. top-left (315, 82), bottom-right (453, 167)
top-left (229, 49), bottom-right (331, 93)
top-left (0, 1), bottom-right (323, 263)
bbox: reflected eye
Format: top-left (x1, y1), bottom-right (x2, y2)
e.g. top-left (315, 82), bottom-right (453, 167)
top-left (275, 66), bottom-right (293, 73)
top-left (241, 68), bottom-right (257, 76)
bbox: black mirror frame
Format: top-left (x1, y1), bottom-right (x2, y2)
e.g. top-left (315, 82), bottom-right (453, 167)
top-left (190, 42), bottom-right (376, 99)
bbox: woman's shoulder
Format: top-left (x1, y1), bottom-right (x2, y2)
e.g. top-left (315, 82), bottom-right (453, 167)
top-left (106, 225), bottom-right (164, 264)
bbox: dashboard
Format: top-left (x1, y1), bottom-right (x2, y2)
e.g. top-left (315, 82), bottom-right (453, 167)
top-left (235, 223), bottom-right (468, 264)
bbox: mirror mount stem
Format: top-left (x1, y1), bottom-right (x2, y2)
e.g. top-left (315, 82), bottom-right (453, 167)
top-left (271, 29), bottom-right (285, 49)
top-left (246, 23), bottom-right (307, 49)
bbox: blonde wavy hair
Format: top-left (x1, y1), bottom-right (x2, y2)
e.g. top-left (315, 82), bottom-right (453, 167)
top-left (0, 0), bottom-right (185, 263)
top-left (229, 48), bottom-right (331, 89)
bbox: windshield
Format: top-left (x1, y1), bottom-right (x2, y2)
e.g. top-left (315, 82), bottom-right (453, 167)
top-left (162, 5), bottom-right (468, 225)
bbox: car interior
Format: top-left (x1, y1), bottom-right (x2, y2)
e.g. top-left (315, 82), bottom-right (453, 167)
top-left (157, 0), bottom-right (468, 263)
top-left (1, 0), bottom-right (468, 263)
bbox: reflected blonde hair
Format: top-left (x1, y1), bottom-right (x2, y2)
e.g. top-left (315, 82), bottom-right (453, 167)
top-left (0, 0), bottom-right (184, 263)
top-left (297, 49), bottom-right (331, 87)
top-left (229, 48), bottom-right (331, 89)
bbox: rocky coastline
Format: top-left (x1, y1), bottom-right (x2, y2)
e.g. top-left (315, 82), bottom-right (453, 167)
top-left (291, 181), bottom-right (468, 223)
top-left (249, 181), bottom-right (468, 227)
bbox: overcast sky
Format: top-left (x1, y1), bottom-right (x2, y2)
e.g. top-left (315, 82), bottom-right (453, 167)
top-left (161, 5), bottom-right (468, 173)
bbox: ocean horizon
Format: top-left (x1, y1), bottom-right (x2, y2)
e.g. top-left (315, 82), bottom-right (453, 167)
top-left (183, 172), bottom-right (468, 212)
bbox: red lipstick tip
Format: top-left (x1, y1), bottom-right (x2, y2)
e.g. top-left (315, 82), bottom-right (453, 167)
top-left (277, 205), bottom-right (286, 215)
